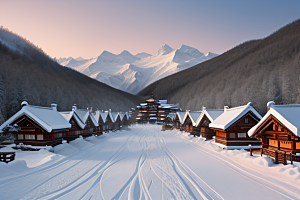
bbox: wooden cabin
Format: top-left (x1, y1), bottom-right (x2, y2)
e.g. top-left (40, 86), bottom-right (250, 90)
top-left (119, 112), bottom-right (129, 126)
top-left (111, 112), bottom-right (121, 130)
top-left (248, 102), bottom-right (300, 164)
top-left (60, 106), bottom-right (86, 142)
top-left (76, 108), bottom-right (99, 137)
top-left (194, 107), bottom-right (224, 139)
top-left (173, 112), bottom-right (186, 130)
top-left (209, 103), bottom-right (262, 150)
top-left (182, 111), bottom-right (202, 136)
top-left (0, 101), bottom-right (71, 146)
top-left (93, 110), bottom-right (104, 135)
top-left (100, 111), bottom-right (114, 131)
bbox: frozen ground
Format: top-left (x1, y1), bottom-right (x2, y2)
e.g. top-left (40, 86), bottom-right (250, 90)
top-left (1, 125), bottom-right (300, 200)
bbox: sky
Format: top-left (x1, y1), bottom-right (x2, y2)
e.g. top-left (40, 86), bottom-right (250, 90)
top-left (1, 0), bottom-right (300, 59)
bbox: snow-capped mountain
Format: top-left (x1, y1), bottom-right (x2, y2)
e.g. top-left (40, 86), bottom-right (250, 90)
top-left (57, 44), bottom-right (218, 94)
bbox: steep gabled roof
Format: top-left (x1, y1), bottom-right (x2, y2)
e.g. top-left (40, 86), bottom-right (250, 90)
top-left (111, 112), bottom-right (120, 122)
top-left (195, 108), bottom-right (224, 127)
top-left (248, 102), bottom-right (300, 137)
top-left (0, 104), bottom-right (71, 133)
top-left (176, 112), bottom-right (187, 124)
top-left (60, 110), bottom-right (86, 129)
top-left (182, 111), bottom-right (202, 126)
top-left (71, 109), bottom-right (98, 127)
top-left (94, 110), bottom-right (104, 124)
top-left (209, 102), bottom-right (262, 130)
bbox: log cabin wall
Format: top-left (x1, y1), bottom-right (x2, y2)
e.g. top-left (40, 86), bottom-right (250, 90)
top-left (198, 115), bottom-right (215, 139)
top-left (215, 112), bottom-right (261, 147)
top-left (14, 115), bottom-right (66, 146)
top-left (254, 115), bottom-right (300, 154)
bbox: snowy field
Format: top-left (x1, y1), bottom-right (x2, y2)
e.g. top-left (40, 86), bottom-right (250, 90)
top-left (1, 125), bottom-right (300, 200)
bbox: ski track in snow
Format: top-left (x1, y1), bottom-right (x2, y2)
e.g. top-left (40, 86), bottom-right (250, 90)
top-left (0, 125), bottom-right (299, 200)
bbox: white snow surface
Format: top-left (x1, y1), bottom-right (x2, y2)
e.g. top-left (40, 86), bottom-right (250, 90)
top-left (57, 44), bottom-right (218, 94)
top-left (1, 125), bottom-right (300, 200)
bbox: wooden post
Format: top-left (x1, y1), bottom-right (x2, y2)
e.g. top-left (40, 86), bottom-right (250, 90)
top-left (290, 153), bottom-right (293, 165)
top-left (284, 152), bottom-right (287, 165)
top-left (275, 151), bottom-right (278, 164)
top-left (260, 148), bottom-right (263, 157)
top-left (250, 146), bottom-right (253, 156)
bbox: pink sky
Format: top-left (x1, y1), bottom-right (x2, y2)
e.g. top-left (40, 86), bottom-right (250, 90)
top-left (1, 0), bottom-right (299, 59)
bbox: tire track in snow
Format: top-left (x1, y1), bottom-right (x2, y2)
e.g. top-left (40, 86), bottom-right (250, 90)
top-left (172, 132), bottom-right (300, 199)
top-left (151, 128), bottom-right (223, 200)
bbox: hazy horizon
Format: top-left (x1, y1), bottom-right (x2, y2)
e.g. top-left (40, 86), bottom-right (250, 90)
top-left (1, 0), bottom-right (300, 59)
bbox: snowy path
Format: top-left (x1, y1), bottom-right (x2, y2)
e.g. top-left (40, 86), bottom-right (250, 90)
top-left (0, 125), bottom-right (300, 200)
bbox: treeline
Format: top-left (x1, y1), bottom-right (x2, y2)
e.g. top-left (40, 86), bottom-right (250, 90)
top-left (139, 19), bottom-right (300, 114)
top-left (0, 32), bottom-right (142, 124)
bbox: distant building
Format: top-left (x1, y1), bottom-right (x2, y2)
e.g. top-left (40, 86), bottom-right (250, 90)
top-left (136, 92), bottom-right (181, 123)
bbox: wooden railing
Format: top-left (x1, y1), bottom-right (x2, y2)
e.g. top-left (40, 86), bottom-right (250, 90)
top-left (261, 148), bottom-right (300, 165)
top-left (0, 152), bottom-right (16, 163)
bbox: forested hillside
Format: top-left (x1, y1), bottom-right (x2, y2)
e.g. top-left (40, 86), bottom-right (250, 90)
top-left (0, 28), bottom-right (141, 124)
top-left (139, 19), bottom-right (300, 114)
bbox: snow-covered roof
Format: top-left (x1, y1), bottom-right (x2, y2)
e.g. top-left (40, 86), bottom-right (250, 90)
top-left (100, 112), bottom-right (109, 122)
top-left (195, 108), bottom-right (224, 127)
top-left (209, 102), bottom-right (262, 130)
top-left (176, 112), bottom-right (186, 124)
top-left (72, 109), bottom-right (98, 127)
top-left (93, 110), bottom-right (102, 124)
top-left (159, 100), bottom-right (168, 104)
top-left (248, 102), bottom-right (300, 137)
top-left (111, 112), bottom-right (120, 122)
top-left (182, 111), bottom-right (202, 126)
top-left (0, 104), bottom-right (71, 133)
top-left (158, 104), bottom-right (181, 110)
top-left (60, 111), bottom-right (86, 129)
top-left (188, 111), bottom-right (202, 126)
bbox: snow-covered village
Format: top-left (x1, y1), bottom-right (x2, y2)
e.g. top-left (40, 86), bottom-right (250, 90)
top-left (1, 1), bottom-right (300, 200)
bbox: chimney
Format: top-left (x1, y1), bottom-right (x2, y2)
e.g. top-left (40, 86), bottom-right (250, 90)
top-left (202, 106), bottom-right (206, 111)
top-left (90, 107), bottom-right (93, 112)
top-left (21, 101), bottom-right (28, 107)
top-left (186, 110), bottom-right (190, 113)
top-left (224, 106), bottom-right (229, 112)
top-left (72, 104), bottom-right (77, 111)
top-left (109, 109), bottom-right (111, 113)
top-left (51, 102), bottom-right (57, 111)
top-left (267, 101), bottom-right (275, 111)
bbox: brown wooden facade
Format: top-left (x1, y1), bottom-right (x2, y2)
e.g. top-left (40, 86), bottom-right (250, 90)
top-left (14, 115), bottom-right (68, 146)
top-left (250, 114), bottom-right (300, 164)
top-left (212, 111), bottom-right (261, 148)
top-left (197, 115), bottom-right (216, 139)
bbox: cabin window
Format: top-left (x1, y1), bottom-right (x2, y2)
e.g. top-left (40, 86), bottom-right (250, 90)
top-left (230, 133), bottom-right (235, 138)
top-left (25, 134), bottom-right (35, 140)
top-left (238, 133), bottom-right (247, 138)
top-left (18, 134), bottom-right (23, 140)
top-left (245, 118), bottom-right (248, 123)
top-left (37, 134), bottom-right (43, 140)
top-left (58, 133), bottom-right (62, 138)
top-left (234, 127), bottom-right (237, 130)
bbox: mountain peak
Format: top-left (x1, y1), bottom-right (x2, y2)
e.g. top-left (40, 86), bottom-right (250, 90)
top-left (178, 44), bottom-right (204, 58)
top-left (156, 44), bottom-right (174, 56)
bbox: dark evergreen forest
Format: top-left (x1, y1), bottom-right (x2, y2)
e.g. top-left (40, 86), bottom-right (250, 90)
top-left (139, 19), bottom-right (300, 114)
top-left (0, 28), bottom-right (141, 124)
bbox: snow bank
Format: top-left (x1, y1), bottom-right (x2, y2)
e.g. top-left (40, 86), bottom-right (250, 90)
top-left (252, 156), bottom-right (274, 167)
top-left (0, 160), bottom-right (28, 177)
top-left (84, 135), bottom-right (101, 144)
top-left (54, 142), bottom-right (79, 156)
top-left (69, 137), bottom-right (93, 149)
